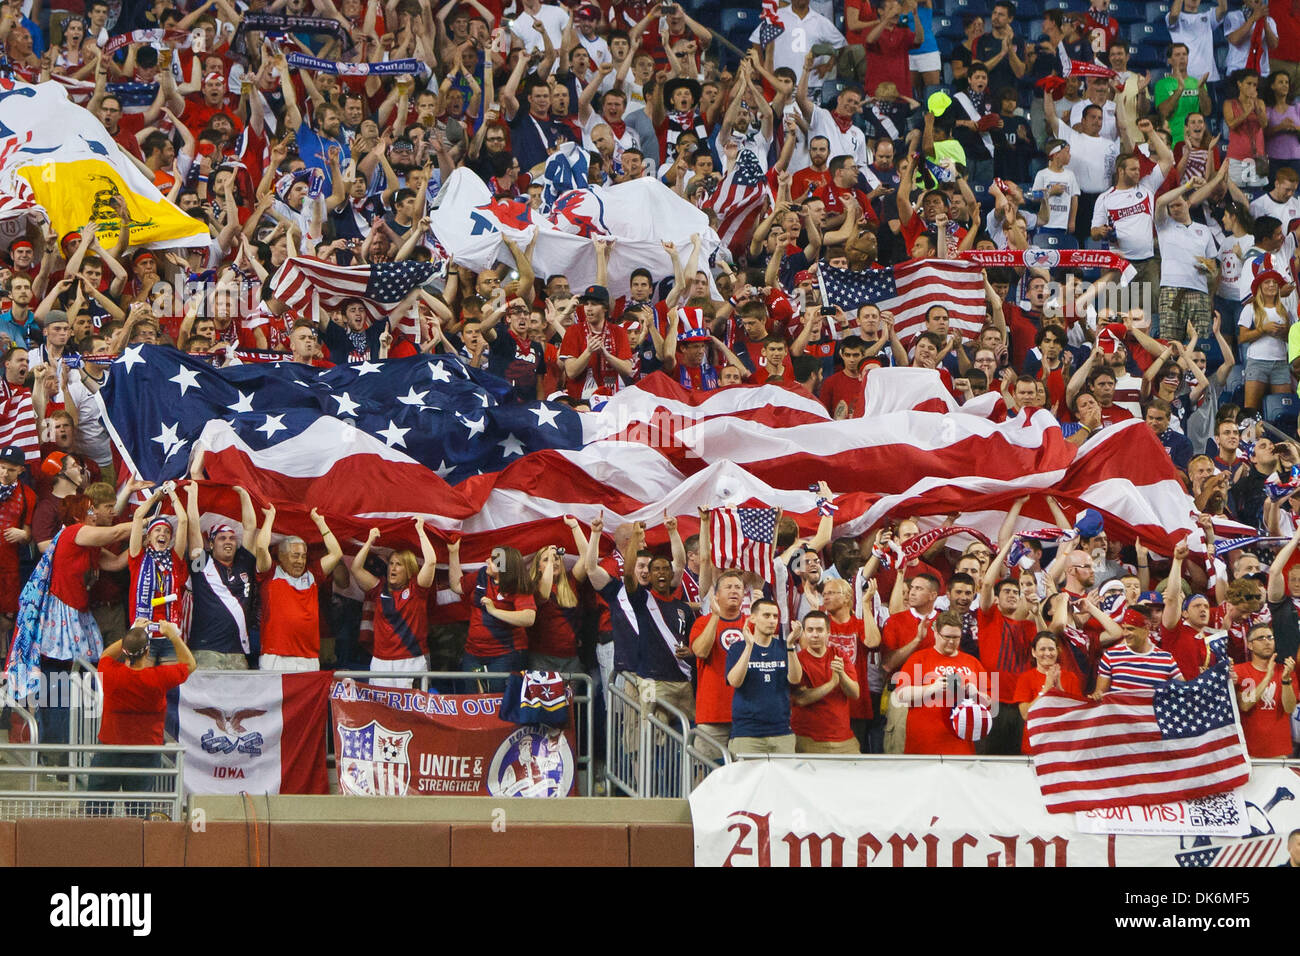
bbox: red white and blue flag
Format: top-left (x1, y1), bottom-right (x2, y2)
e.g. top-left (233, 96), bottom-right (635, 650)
top-left (818, 259), bottom-right (988, 346)
top-left (759, 0), bottom-right (785, 45)
top-left (711, 507), bottom-right (777, 583)
top-left (1026, 665), bottom-right (1250, 814)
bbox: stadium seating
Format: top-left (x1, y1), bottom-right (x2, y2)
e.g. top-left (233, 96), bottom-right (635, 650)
top-left (719, 7), bottom-right (755, 47)
top-left (1035, 229), bottom-right (1079, 250)
top-left (1264, 394), bottom-right (1300, 435)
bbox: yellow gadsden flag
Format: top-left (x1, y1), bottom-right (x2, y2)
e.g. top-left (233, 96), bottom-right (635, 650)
top-left (0, 79), bottom-right (207, 248)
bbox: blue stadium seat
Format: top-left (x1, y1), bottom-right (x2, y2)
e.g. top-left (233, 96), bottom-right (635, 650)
top-left (1043, 0), bottom-right (1070, 11)
top-left (934, 15), bottom-right (962, 39)
top-left (1263, 394), bottom-right (1299, 436)
top-left (1145, 0), bottom-right (1172, 25)
top-left (1036, 229), bottom-right (1079, 250)
top-left (1221, 365), bottom-right (1245, 409)
top-left (1130, 19), bottom-right (1171, 47)
top-left (720, 7), bottom-right (756, 42)
top-left (1016, 0), bottom-right (1045, 18)
top-left (948, 0), bottom-right (990, 19)
top-left (1110, 3), bottom-right (1144, 25)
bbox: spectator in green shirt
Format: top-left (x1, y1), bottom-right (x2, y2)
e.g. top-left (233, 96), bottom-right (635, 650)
top-left (1155, 42), bottom-right (1211, 143)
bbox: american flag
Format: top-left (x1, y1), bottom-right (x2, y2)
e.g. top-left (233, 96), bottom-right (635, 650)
top-left (818, 259), bottom-right (988, 347)
top-left (1027, 665), bottom-right (1250, 814)
top-left (0, 380), bottom-right (38, 462)
top-left (759, 0), bottom-right (785, 45)
top-left (711, 507), bottom-right (776, 583)
top-left (1177, 836), bottom-right (1284, 867)
top-left (270, 256), bottom-right (438, 335)
top-left (705, 147), bottom-right (770, 254)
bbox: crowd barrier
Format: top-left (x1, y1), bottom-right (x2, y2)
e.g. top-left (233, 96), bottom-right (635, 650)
top-left (0, 743), bottom-right (184, 822)
top-left (605, 674), bottom-right (730, 798)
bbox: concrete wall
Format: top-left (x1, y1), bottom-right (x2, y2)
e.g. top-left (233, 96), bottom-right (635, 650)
top-left (0, 798), bottom-right (695, 867)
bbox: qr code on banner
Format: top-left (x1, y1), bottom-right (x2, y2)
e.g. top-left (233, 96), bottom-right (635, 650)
top-left (1188, 793), bottom-right (1243, 829)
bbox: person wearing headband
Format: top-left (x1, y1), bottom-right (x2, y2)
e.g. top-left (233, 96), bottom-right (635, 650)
top-left (184, 481), bottom-right (259, 670)
top-left (128, 483), bottom-right (190, 662)
top-left (1091, 606), bottom-right (1183, 697)
top-left (1031, 138), bottom-right (1079, 235)
top-left (88, 619), bottom-right (195, 816)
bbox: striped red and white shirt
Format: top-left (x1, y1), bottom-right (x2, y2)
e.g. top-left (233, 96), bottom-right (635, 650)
top-left (1098, 643), bottom-right (1181, 692)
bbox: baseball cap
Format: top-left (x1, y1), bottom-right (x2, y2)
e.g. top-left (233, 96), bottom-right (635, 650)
top-left (1074, 508), bottom-right (1104, 539)
top-left (577, 284), bottom-right (610, 306)
top-left (793, 270), bottom-right (814, 285)
top-left (1134, 590), bottom-right (1165, 607)
top-left (43, 309), bottom-right (69, 328)
top-left (40, 450), bottom-right (70, 476)
top-left (575, 2), bottom-right (600, 18)
top-left (0, 445), bottom-right (25, 466)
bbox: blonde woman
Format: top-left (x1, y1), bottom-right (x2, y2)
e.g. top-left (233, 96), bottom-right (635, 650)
top-left (527, 530), bottom-right (588, 673)
top-left (1237, 269), bottom-right (1294, 410)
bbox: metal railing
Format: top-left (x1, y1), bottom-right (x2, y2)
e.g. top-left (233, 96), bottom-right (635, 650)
top-left (605, 674), bottom-right (730, 798)
top-left (334, 670), bottom-right (597, 797)
top-left (69, 656), bottom-right (102, 789)
top-left (0, 743), bottom-right (184, 820)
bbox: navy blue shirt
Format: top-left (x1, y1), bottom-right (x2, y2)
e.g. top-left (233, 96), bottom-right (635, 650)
top-left (598, 578), bottom-right (696, 681)
top-left (725, 635), bottom-right (793, 738)
top-left (188, 546), bottom-right (258, 655)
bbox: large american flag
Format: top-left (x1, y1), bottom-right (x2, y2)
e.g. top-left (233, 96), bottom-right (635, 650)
top-left (270, 257), bottom-right (438, 332)
top-left (99, 358), bottom-right (1210, 567)
top-left (1026, 665), bottom-right (1250, 814)
top-left (0, 380), bottom-right (38, 462)
top-left (818, 259), bottom-right (987, 347)
top-left (711, 507), bottom-right (776, 583)
top-left (705, 147), bottom-right (769, 254)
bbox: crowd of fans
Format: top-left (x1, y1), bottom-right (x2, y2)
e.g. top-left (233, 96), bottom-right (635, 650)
top-left (0, 0), bottom-right (1297, 770)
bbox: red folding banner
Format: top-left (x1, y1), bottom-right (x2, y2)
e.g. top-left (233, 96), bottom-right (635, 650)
top-left (329, 680), bottom-right (577, 797)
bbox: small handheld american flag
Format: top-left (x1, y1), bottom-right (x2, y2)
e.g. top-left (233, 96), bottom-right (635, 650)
top-left (711, 507), bottom-right (777, 584)
top-left (759, 0), bottom-right (785, 46)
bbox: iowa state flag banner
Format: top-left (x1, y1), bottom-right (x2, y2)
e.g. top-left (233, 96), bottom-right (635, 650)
top-left (178, 670), bottom-right (331, 795)
top-left (0, 79), bottom-right (208, 248)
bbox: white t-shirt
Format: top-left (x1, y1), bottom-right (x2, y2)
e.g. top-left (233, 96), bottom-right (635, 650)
top-left (1068, 100), bottom-right (1118, 143)
top-left (1168, 7), bottom-right (1225, 81)
top-left (1091, 167), bottom-right (1167, 260)
top-left (1250, 191), bottom-right (1300, 232)
top-left (809, 105), bottom-right (868, 168)
top-left (1155, 213), bottom-right (1217, 292)
top-left (64, 370), bottom-right (113, 467)
top-left (1059, 124), bottom-right (1120, 194)
top-left (751, 7), bottom-right (845, 90)
top-left (1239, 304), bottom-right (1290, 362)
top-left (1217, 232), bottom-right (1255, 302)
top-left (576, 32), bottom-right (612, 70)
top-left (509, 4), bottom-right (570, 54)
top-left (1031, 167), bottom-right (1081, 231)
top-left (1221, 12), bottom-right (1275, 76)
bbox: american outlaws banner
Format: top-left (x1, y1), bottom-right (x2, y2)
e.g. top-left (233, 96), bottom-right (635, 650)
top-left (329, 680), bottom-right (577, 797)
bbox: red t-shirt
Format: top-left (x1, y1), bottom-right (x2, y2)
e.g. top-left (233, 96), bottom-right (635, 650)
top-left (559, 320), bottom-right (633, 399)
top-left (691, 612), bottom-right (746, 724)
top-left (1233, 660), bottom-right (1298, 758)
top-left (1013, 666), bottom-right (1084, 752)
top-left (819, 369), bottom-right (866, 418)
top-left (527, 576), bottom-right (582, 659)
top-left (895, 647), bottom-right (986, 755)
top-left (258, 565), bottom-right (322, 659)
top-left (50, 523), bottom-right (97, 611)
top-left (815, 182), bottom-right (877, 223)
top-left (367, 579), bottom-right (430, 660)
top-left (1156, 620), bottom-right (1207, 680)
top-left (827, 613), bottom-right (872, 719)
top-left (791, 646), bottom-right (854, 742)
top-left (461, 570), bottom-right (536, 656)
top-left (791, 166), bottom-right (831, 202)
top-left (0, 483), bottom-right (35, 574)
top-left (976, 605), bottom-right (1035, 703)
top-left (97, 656), bottom-right (190, 745)
top-left (881, 607), bottom-right (938, 669)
